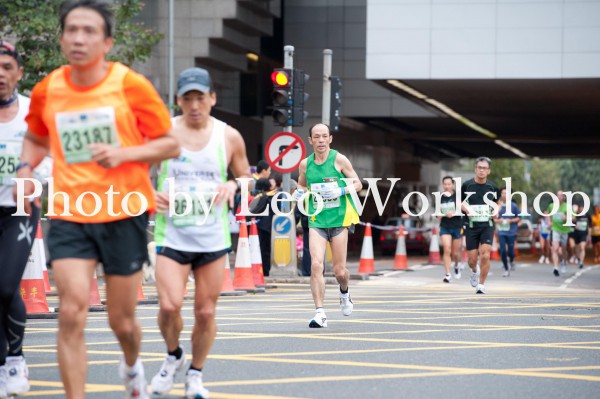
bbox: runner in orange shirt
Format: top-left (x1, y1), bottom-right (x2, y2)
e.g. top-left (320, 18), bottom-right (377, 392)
top-left (13, 1), bottom-right (179, 398)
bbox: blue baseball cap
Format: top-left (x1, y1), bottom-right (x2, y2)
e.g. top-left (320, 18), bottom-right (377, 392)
top-left (177, 67), bottom-right (213, 96)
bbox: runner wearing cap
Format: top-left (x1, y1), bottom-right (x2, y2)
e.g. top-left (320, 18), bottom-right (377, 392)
top-left (150, 67), bottom-right (251, 398)
top-left (14, 2), bottom-right (179, 398)
top-left (0, 38), bottom-right (39, 398)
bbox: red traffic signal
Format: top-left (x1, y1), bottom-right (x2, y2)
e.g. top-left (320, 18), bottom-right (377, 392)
top-left (271, 70), bottom-right (290, 87)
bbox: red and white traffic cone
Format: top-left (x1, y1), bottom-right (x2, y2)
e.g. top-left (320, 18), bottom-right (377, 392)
top-left (249, 219), bottom-right (266, 287)
top-left (220, 253), bottom-right (242, 296)
top-left (428, 227), bottom-right (442, 264)
top-left (394, 226), bottom-right (408, 270)
top-left (30, 221), bottom-right (52, 294)
top-left (233, 220), bottom-right (257, 292)
top-left (358, 223), bottom-right (375, 273)
top-left (21, 247), bottom-right (51, 315)
top-left (89, 270), bottom-right (104, 310)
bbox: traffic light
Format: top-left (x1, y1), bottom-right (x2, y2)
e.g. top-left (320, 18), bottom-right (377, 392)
top-left (291, 69), bottom-right (309, 127)
top-left (271, 68), bottom-right (293, 126)
top-left (330, 76), bottom-right (342, 132)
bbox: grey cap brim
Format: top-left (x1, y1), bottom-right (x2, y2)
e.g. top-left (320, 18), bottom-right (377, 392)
top-left (177, 83), bottom-right (210, 96)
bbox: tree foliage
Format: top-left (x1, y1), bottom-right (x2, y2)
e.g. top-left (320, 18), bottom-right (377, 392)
top-left (474, 158), bottom-right (600, 215)
top-left (0, 0), bottom-right (161, 93)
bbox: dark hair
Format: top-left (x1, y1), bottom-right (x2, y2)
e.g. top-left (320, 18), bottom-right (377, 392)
top-left (500, 186), bottom-right (506, 193)
top-left (442, 175), bottom-right (454, 184)
top-left (475, 156), bottom-right (491, 167)
top-left (256, 160), bottom-right (270, 173)
top-left (254, 178), bottom-right (271, 192)
top-left (309, 123), bottom-right (331, 137)
top-left (60, 0), bottom-right (115, 38)
top-left (0, 40), bottom-right (22, 67)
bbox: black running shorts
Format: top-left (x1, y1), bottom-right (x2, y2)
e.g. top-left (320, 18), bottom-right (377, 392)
top-left (47, 213), bottom-right (149, 276)
top-left (465, 224), bottom-right (494, 251)
top-left (157, 247), bottom-right (231, 269)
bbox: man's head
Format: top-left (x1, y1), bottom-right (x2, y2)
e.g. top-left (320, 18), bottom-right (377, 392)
top-left (442, 176), bottom-right (454, 193)
top-left (176, 67), bottom-right (216, 125)
top-left (308, 123), bottom-right (332, 154)
top-left (59, 0), bottom-right (114, 68)
top-left (474, 156), bottom-right (491, 181)
top-left (0, 40), bottom-right (23, 101)
top-left (557, 190), bottom-right (566, 203)
top-left (256, 160), bottom-right (271, 178)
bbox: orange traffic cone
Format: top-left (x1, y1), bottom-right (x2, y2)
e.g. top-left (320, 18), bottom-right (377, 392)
top-left (490, 235), bottom-right (500, 260)
top-left (31, 221), bottom-right (52, 294)
top-left (88, 270), bottom-right (105, 311)
top-left (137, 279), bottom-right (158, 305)
top-left (249, 219), bottom-right (266, 287)
top-left (358, 223), bottom-right (375, 273)
top-left (21, 240), bottom-right (51, 316)
top-left (221, 253), bottom-right (243, 296)
top-left (394, 226), bottom-right (408, 270)
top-left (428, 227), bottom-right (441, 264)
top-left (233, 221), bottom-right (258, 292)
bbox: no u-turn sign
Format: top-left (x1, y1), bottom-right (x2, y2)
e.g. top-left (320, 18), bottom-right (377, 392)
top-left (265, 132), bottom-right (306, 173)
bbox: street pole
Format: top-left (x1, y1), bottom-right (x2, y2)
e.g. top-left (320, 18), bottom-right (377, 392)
top-left (322, 49), bottom-right (332, 126)
top-left (167, 0), bottom-right (174, 116)
top-left (269, 45), bottom-right (297, 277)
top-left (281, 45), bottom-right (294, 204)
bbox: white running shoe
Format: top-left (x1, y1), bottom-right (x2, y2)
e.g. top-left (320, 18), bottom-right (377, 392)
top-left (469, 265), bottom-right (480, 288)
top-left (309, 311), bottom-right (328, 328)
top-left (340, 291), bottom-right (353, 316)
top-left (560, 264), bottom-right (568, 274)
top-left (545, 258), bottom-right (550, 264)
top-left (475, 284), bottom-right (486, 294)
top-left (0, 365), bottom-right (7, 399)
top-left (151, 347), bottom-right (187, 395)
top-left (538, 255), bottom-right (545, 264)
top-left (5, 356), bottom-right (29, 396)
top-left (185, 370), bottom-right (209, 399)
top-left (510, 262), bottom-right (515, 271)
top-left (502, 270), bottom-right (510, 278)
top-left (443, 273), bottom-right (451, 283)
top-left (119, 358), bottom-right (149, 399)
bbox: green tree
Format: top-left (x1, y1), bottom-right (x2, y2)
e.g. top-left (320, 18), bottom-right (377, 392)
top-left (0, 0), bottom-right (161, 92)
top-left (557, 160), bottom-right (600, 196)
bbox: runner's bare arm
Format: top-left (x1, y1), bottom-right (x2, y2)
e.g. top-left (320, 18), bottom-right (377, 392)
top-left (337, 154), bottom-right (362, 193)
top-left (215, 126), bottom-right (251, 207)
top-left (90, 132), bottom-right (180, 168)
top-left (226, 126), bottom-right (252, 180)
top-left (297, 159), bottom-right (307, 190)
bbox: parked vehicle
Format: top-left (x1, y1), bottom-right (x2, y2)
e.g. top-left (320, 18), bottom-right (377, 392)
top-left (380, 216), bottom-right (430, 256)
top-left (516, 219), bottom-right (534, 247)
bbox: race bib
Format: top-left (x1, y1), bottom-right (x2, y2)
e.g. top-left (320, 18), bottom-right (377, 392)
top-left (171, 182), bottom-right (220, 227)
top-left (497, 219), bottom-right (510, 231)
top-left (470, 204), bottom-right (491, 222)
top-left (311, 178), bottom-right (340, 209)
top-left (576, 220), bottom-right (588, 232)
top-left (56, 107), bottom-right (120, 164)
top-left (0, 141), bottom-right (21, 185)
top-left (440, 201), bottom-right (455, 216)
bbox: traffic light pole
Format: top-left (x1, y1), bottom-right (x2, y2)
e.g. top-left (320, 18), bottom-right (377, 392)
top-left (282, 45), bottom-right (294, 208)
top-left (322, 49), bottom-right (332, 126)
